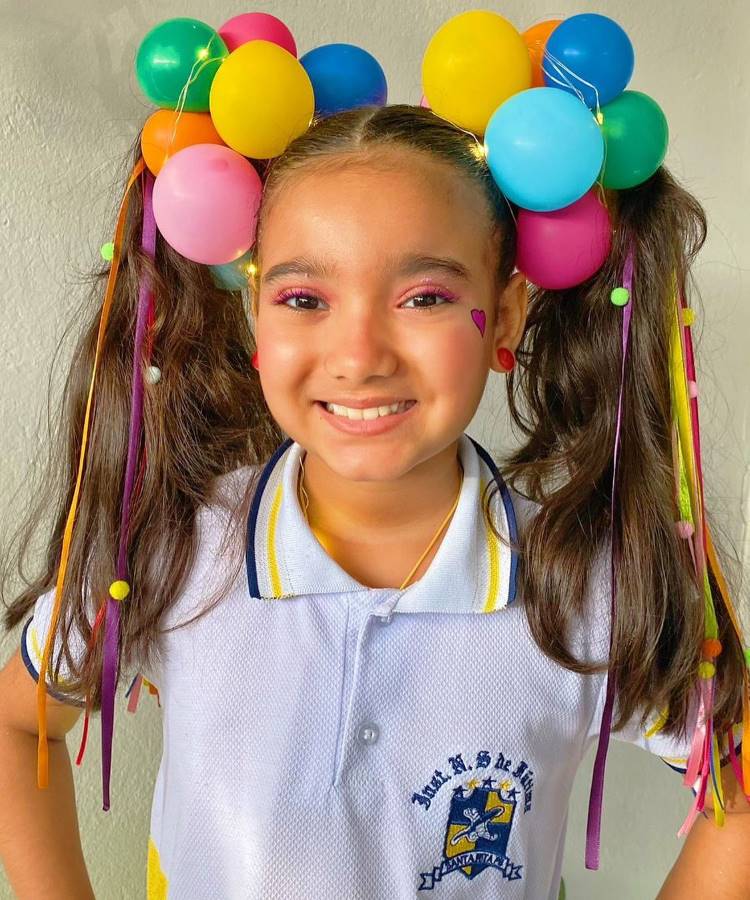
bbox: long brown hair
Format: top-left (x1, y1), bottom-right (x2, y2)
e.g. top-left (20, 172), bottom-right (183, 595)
top-left (2, 104), bottom-right (744, 742)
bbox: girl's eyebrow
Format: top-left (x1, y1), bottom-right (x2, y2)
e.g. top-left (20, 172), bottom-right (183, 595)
top-left (260, 253), bottom-right (472, 286)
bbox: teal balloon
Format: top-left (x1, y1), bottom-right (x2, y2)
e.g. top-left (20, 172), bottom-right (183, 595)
top-left (209, 247), bottom-right (255, 292)
top-left (485, 87), bottom-right (604, 212)
top-left (135, 18), bottom-right (228, 111)
top-left (601, 91), bottom-right (669, 189)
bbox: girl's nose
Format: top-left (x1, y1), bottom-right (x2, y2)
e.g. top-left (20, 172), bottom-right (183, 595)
top-left (324, 302), bottom-right (398, 380)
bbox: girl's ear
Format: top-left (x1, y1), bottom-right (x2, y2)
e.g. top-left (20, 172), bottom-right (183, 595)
top-left (489, 271), bottom-right (528, 374)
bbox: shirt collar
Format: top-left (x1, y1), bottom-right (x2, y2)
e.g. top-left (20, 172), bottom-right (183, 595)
top-left (245, 432), bottom-right (519, 613)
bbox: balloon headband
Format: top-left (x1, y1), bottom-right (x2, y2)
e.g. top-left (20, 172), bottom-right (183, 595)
top-left (129, 11), bottom-right (669, 293)
top-left (34, 9), bottom-right (750, 879)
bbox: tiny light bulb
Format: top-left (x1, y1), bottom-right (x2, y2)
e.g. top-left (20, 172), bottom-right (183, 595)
top-left (596, 111), bottom-right (604, 126)
top-left (197, 47), bottom-right (209, 61)
top-left (471, 142), bottom-right (487, 162)
top-left (246, 262), bottom-right (258, 277)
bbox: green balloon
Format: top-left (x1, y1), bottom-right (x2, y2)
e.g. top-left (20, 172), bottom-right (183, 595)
top-left (601, 91), bottom-right (669, 189)
top-left (135, 18), bottom-right (228, 112)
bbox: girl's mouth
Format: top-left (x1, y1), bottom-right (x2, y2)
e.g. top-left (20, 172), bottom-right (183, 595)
top-left (315, 400), bottom-right (418, 435)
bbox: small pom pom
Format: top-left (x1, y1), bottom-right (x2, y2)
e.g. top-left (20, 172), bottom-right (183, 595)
top-left (145, 365), bottom-right (161, 385)
top-left (688, 380), bottom-right (698, 399)
top-left (744, 648), bottom-right (750, 668)
top-left (698, 661), bottom-right (716, 679)
top-left (682, 308), bottom-right (695, 326)
top-left (676, 520), bottom-right (694, 539)
top-left (702, 638), bottom-right (722, 659)
top-left (610, 287), bottom-right (629, 307)
top-left (109, 580), bottom-right (131, 601)
top-left (100, 242), bottom-right (115, 261)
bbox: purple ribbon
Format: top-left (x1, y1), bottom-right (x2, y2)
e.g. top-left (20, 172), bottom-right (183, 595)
top-left (101, 168), bottom-right (156, 810)
top-left (585, 243), bottom-right (635, 869)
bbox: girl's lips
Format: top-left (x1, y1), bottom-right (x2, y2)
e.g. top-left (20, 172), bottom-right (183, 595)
top-left (315, 400), bottom-right (417, 436)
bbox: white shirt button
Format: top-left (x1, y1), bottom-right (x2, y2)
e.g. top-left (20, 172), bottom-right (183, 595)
top-left (378, 612), bottom-right (393, 625)
top-left (357, 722), bottom-right (379, 745)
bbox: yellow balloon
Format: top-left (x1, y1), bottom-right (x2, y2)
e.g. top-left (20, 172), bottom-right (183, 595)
top-left (422, 11), bottom-right (532, 135)
top-left (209, 40), bottom-right (315, 159)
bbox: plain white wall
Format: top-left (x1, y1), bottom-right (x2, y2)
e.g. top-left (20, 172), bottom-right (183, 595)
top-left (1, 1), bottom-right (748, 897)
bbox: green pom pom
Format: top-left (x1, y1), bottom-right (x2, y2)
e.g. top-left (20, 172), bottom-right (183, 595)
top-left (610, 287), bottom-right (630, 307)
top-left (100, 242), bottom-right (115, 261)
top-left (744, 648), bottom-right (750, 667)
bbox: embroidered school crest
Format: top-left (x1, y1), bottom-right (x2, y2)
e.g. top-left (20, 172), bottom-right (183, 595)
top-left (411, 750), bottom-right (532, 891)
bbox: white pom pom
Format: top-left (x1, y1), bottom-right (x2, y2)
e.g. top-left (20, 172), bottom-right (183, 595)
top-left (145, 366), bottom-right (162, 385)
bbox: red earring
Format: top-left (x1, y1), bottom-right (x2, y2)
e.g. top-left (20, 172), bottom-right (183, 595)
top-left (497, 347), bottom-right (515, 372)
top-left (251, 351), bottom-right (259, 371)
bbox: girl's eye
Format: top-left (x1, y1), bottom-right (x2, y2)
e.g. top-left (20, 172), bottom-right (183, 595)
top-left (274, 290), bottom-right (326, 313)
top-left (402, 291), bottom-right (455, 310)
top-left (273, 289), bottom-right (455, 313)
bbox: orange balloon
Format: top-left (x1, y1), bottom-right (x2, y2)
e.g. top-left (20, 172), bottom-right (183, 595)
top-left (141, 109), bottom-right (226, 176)
top-left (522, 19), bottom-right (563, 88)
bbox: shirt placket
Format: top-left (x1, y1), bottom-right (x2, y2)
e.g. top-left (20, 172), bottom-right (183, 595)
top-left (332, 591), bottom-right (403, 788)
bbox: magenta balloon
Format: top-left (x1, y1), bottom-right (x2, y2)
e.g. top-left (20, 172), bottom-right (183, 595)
top-left (515, 189), bottom-right (612, 289)
top-left (153, 144), bottom-right (263, 265)
top-left (218, 12), bottom-right (297, 55)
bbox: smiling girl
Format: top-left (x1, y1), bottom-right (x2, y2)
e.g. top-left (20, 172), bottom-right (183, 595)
top-left (1, 102), bottom-right (747, 899)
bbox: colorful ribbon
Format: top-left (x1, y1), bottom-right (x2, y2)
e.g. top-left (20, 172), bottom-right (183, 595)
top-left (100, 166), bottom-right (157, 810)
top-left (36, 157), bottom-right (146, 790)
top-left (585, 242), bottom-right (635, 870)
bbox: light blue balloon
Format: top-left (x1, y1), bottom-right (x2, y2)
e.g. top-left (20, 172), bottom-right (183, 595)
top-left (209, 247), bottom-right (254, 292)
top-left (300, 43), bottom-right (387, 117)
top-left (484, 88), bottom-right (604, 212)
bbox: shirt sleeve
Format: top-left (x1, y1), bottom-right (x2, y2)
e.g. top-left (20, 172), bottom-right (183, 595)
top-left (612, 704), bottom-right (742, 775)
top-left (579, 545), bottom-right (743, 779)
top-left (605, 682), bottom-right (743, 780)
top-left (20, 587), bottom-right (89, 708)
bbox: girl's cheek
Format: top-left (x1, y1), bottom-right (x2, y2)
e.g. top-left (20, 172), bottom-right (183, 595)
top-left (420, 314), bottom-right (484, 377)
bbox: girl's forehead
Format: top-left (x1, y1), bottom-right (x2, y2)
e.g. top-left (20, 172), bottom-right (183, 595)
top-left (258, 153), bottom-right (492, 258)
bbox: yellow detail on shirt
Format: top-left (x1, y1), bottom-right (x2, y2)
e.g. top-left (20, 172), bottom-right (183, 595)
top-left (480, 476), bottom-right (501, 612)
top-left (267, 479), bottom-right (285, 596)
top-left (147, 836), bottom-right (168, 899)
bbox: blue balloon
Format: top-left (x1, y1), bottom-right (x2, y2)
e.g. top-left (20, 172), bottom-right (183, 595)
top-left (485, 88), bottom-right (604, 212)
top-left (543, 14), bottom-right (634, 108)
top-left (209, 247), bottom-right (255, 292)
top-left (300, 43), bottom-right (387, 117)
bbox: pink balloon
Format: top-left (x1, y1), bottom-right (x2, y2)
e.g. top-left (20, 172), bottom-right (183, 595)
top-left (153, 144), bottom-right (263, 265)
top-left (515, 189), bottom-right (612, 289)
top-left (218, 12), bottom-right (297, 56)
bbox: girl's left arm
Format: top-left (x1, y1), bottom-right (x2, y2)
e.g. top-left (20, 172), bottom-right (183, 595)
top-left (657, 761), bottom-right (750, 899)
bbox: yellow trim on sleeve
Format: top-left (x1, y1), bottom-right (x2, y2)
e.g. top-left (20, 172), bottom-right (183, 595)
top-left (30, 624), bottom-right (73, 687)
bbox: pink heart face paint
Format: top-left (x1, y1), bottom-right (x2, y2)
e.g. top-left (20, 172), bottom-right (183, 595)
top-left (471, 308), bottom-right (486, 337)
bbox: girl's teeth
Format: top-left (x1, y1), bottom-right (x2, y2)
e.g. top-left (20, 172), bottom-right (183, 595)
top-left (325, 401), bottom-right (412, 420)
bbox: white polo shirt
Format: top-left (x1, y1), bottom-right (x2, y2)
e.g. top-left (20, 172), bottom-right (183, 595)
top-left (23, 431), bottom-right (711, 899)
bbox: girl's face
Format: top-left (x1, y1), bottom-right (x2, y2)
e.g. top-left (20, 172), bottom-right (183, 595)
top-left (251, 148), bottom-right (527, 484)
